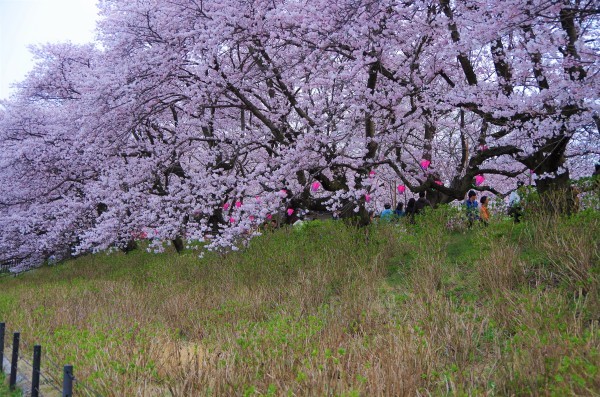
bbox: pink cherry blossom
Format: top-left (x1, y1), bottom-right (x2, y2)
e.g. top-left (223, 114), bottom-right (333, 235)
top-left (0, 0), bottom-right (595, 268)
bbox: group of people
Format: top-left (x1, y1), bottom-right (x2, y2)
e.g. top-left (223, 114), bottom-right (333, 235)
top-left (378, 190), bottom-right (493, 227)
top-left (379, 192), bottom-right (432, 223)
top-left (464, 190), bottom-right (491, 227)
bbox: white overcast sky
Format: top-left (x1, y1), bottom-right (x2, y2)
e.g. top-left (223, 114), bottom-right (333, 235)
top-left (0, 0), bottom-right (99, 99)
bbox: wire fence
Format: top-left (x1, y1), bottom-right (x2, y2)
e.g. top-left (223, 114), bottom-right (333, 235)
top-left (1, 322), bottom-right (103, 396)
top-left (0, 259), bottom-right (18, 274)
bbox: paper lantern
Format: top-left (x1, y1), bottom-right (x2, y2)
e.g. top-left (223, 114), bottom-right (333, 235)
top-left (434, 180), bottom-right (443, 186)
top-left (223, 203), bottom-right (230, 210)
top-left (369, 170), bottom-right (376, 178)
top-left (287, 208), bottom-right (294, 216)
top-left (278, 189), bottom-right (287, 198)
top-left (475, 175), bottom-right (485, 186)
top-left (266, 214), bottom-right (272, 220)
top-left (397, 185), bottom-right (406, 193)
top-left (311, 181), bottom-right (321, 191)
top-left (229, 217), bottom-right (235, 223)
top-left (365, 194), bottom-right (371, 203)
top-left (235, 201), bottom-right (242, 208)
top-left (420, 159), bottom-right (431, 170)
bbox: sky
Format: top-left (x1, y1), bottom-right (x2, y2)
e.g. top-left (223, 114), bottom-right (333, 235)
top-left (0, 0), bottom-right (99, 99)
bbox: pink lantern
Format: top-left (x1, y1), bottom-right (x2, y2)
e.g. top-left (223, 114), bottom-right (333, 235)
top-left (369, 170), bottom-right (376, 178)
top-left (397, 185), bottom-right (406, 194)
top-left (434, 180), bottom-right (443, 186)
top-left (365, 194), bottom-right (371, 203)
top-left (287, 208), bottom-right (294, 216)
top-left (266, 214), bottom-right (272, 220)
top-left (235, 201), bottom-right (242, 208)
top-left (229, 217), bottom-right (235, 223)
top-left (475, 175), bottom-right (485, 186)
top-left (249, 216), bottom-right (255, 222)
top-left (420, 159), bottom-right (431, 170)
top-left (311, 181), bottom-right (321, 191)
top-left (223, 203), bottom-right (230, 210)
top-left (278, 189), bottom-right (287, 198)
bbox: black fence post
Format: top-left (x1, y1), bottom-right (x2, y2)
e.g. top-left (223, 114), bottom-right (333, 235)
top-left (0, 322), bottom-right (4, 370)
top-left (9, 332), bottom-right (19, 390)
top-left (62, 364), bottom-right (73, 397)
top-left (31, 345), bottom-right (41, 397)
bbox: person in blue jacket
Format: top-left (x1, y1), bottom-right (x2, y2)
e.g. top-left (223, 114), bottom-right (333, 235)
top-left (394, 202), bottom-right (405, 218)
top-left (380, 203), bottom-right (394, 222)
top-left (465, 190), bottom-right (479, 227)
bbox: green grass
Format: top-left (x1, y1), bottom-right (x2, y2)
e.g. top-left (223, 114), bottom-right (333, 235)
top-left (0, 373), bottom-right (21, 397)
top-left (0, 210), bottom-right (598, 396)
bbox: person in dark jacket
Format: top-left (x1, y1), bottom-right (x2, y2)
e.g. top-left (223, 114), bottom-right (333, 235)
top-left (414, 191), bottom-right (432, 215)
top-left (405, 198), bottom-right (416, 224)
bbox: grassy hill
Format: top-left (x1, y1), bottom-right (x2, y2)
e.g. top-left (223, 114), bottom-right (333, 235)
top-left (1, 208), bottom-right (598, 396)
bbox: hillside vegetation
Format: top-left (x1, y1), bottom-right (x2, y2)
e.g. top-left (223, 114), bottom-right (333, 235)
top-left (1, 208), bottom-right (599, 396)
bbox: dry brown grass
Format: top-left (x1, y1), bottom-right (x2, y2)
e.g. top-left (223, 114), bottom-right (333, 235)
top-left (0, 216), bottom-right (598, 396)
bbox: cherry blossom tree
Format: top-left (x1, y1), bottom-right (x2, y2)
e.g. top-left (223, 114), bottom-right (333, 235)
top-left (0, 0), bottom-right (597, 268)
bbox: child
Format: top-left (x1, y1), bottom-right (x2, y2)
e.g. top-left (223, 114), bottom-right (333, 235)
top-left (479, 195), bottom-right (490, 226)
